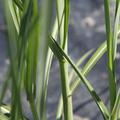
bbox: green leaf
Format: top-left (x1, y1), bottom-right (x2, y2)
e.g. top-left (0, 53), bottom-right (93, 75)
top-left (110, 88), bottom-right (120, 119)
top-left (56, 49), bottom-right (93, 120)
top-left (69, 49), bottom-right (93, 82)
top-left (49, 36), bottom-right (110, 120)
top-left (104, 0), bottom-right (117, 111)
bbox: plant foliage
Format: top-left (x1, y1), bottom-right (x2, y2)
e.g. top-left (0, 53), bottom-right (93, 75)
top-left (0, 0), bottom-right (120, 120)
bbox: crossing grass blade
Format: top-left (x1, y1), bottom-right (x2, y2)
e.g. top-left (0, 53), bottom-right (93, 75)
top-left (13, 0), bottom-right (23, 11)
top-left (56, 27), bottom-right (120, 119)
top-left (69, 49), bottom-right (93, 82)
top-left (56, 49), bottom-right (93, 120)
top-left (49, 36), bottom-right (110, 120)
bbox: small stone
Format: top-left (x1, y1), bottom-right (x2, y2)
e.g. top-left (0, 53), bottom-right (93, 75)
top-left (116, 52), bottom-right (120, 59)
top-left (5, 59), bottom-right (10, 65)
top-left (74, 115), bottom-right (89, 120)
top-left (82, 17), bottom-right (96, 27)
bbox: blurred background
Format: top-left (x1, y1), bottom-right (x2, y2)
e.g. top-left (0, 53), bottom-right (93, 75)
top-left (0, 0), bottom-right (120, 120)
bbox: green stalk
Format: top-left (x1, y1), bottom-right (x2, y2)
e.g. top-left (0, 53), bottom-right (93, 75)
top-left (59, 61), bottom-right (73, 120)
top-left (104, 0), bottom-right (117, 112)
top-left (110, 1), bottom-right (120, 119)
top-left (110, 88), bottom-right (120, 120)
top-left (57, 0), bottom-right (73, 120)
top-left (36, 0), bottom-right (53, 119)
top-left (56, 41), bottom-right (107, 120)
top-left (56, 49), bottom-right (93, 119)
top-left (4, 1), bottom-right (24, 119)
top-left (56, 29), bottom-right (120, 119)
top-left (29, 97), bottom-right (39, 120)
top-left (40, 19), bottom-right (58, 120)
top-left (49, 36), bottom-right (109, 120)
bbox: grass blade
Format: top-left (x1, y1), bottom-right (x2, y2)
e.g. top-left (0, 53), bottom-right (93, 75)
top-left (56, 0), bottom-right (73, 119)
top-left (110, 2), bottom-right (120, 119)
top-left (69, 49), bottom-right (93, 82)
top-left (104, 0), bottom-right (117, 112)
top-left (56, 28), bottom-right (120, 119)
top-left (110, 88), bottom-right (120, 120)
top-left (56, 49), bottom-right (93, 119)
top-left (35, 0), bottom-right (53, 119)
top-left (49, 36), bottom-right (110, 120)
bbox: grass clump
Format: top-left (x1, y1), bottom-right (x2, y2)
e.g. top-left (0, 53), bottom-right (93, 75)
top-left (0, 0), bottom-right (120, 120)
